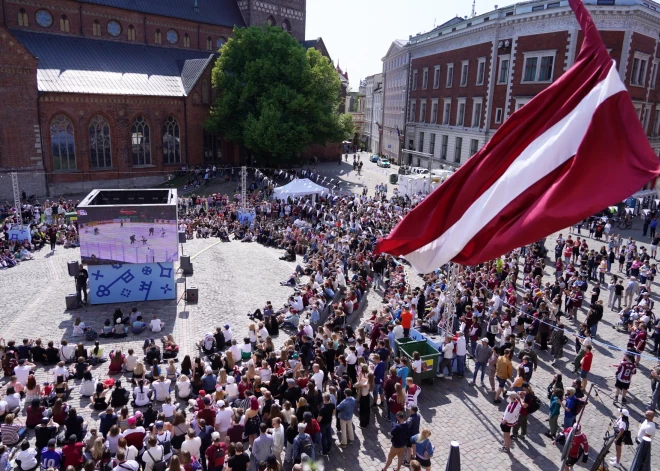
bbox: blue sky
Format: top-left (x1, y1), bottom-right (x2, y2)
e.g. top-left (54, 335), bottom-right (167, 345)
top-left (306, 0), bottom-right (518, 90)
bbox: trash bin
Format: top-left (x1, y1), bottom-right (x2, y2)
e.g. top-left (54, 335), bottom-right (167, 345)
top-left (397, 340), bottom-right (441, 384)
top-left (389, 173), bottom-right (398, 184)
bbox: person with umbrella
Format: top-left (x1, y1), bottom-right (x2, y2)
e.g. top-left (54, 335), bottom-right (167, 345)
top-left (552, 423), bottom-right (589, 471)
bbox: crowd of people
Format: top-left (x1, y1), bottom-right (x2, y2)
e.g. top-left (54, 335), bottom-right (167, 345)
top-left (1, 162), bottom-right (659, 470)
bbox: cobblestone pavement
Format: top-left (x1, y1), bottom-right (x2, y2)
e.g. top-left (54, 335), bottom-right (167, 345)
top-left (1, 156), bottom-right (659, 470)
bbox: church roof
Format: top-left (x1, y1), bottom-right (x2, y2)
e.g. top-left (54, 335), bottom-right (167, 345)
top-left (78, 0), bottom-right (246, 28)
top-left (11, 30), bottom-right (215, 97)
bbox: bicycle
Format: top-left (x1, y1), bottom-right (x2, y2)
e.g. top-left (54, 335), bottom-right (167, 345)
top-left (618, 218), bottom-right (632, 230)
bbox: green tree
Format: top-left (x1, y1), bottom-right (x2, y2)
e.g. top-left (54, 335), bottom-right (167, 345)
top-left (207, 25), bottom-right (345, 164)
top-left (338, 113), bottom-right (355, 141)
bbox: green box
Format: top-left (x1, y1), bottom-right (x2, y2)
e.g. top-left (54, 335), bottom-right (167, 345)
top-left (389, 173), bottom-right (398, 184)
top-left (396, 339), bottom-right (441, 384)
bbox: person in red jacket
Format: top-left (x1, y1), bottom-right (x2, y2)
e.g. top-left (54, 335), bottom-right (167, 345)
top-left (553, 424), bottom-right (589, 471)
top-left (400, 308), bottom-right (413, 337)
top-left (62, 434), bottom-right (84, 469)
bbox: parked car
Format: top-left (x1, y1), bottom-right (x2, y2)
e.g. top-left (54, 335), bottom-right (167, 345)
top-left (377, 158), bottom-right (391, 168)
top-left (369, 154), bottom-right (380, 162)
top-left (410, 167), bottom-right (430, 174)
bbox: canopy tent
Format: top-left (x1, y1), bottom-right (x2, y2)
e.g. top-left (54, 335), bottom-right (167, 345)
top-left (272, 178), bottom-right (329, 201)
top-left (398, 174), bottom-right (432, 198)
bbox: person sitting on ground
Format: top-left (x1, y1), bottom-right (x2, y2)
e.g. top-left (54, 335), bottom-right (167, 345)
top-left (150, 315), bottom-right (164, 333)
top-left (132, 316), bottom-right (148, 335)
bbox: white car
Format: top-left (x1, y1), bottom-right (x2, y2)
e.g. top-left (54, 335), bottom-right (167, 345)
top-left (377, 158), bottom-right (391, 168)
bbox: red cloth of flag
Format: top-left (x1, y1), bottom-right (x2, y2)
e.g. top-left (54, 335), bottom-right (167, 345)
top-left (375, 0), bottom-right (660, 273)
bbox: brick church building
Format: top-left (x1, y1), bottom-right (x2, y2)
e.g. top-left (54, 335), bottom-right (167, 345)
top-left (0, 0), bottom-right (307, 197)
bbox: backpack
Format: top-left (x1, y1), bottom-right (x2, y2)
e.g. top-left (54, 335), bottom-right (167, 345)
top-left (146, 449), bottom-right (166, 471)
top-left (296, 435), bottom-right (313, 462)
top-left (85, 328), bottom-right (98, 341)
top-left (157, 432), bottom-right (172, 456)
top-left (527, 394), bottom-right (542, 414)
top-left (212, 445), bottom-right (226, 466)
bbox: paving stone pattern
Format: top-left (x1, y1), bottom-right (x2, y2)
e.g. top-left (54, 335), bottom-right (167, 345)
top-left (1, 156), bottom-right (658, 470)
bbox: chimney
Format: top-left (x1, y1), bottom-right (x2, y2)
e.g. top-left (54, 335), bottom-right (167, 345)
top-left (194, 0), bottom-right (199, 12)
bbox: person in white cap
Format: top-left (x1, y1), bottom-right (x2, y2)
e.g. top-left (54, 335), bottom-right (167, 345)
top-left (611, 408), bottom-right (632, 468)
top-left (214, 400), bottom-right (233, 442)
top-left (500, 391), bottom-right (521, 453)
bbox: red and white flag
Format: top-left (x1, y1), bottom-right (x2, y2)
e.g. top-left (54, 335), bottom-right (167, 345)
top-left (376, 0), bottom-right (660, 273)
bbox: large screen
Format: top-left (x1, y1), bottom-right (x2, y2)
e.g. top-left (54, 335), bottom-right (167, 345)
top-left (77, 205), bottom-right (178, 265)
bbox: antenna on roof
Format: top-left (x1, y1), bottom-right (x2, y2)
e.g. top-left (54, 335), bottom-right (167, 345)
top-left (471, 0), bottom-right (477, 17)
top-left (433, 18), bottom-right (436, 28)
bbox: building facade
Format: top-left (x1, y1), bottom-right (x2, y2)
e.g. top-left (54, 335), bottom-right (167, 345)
top-left (381, 40), bottom-right (409, 162)
top-left (401, 0), bottom-right (660, 171)
top-left (361, 73), bottom-right (383, 154)
top-left (0, 0), bottom-right (306, 198)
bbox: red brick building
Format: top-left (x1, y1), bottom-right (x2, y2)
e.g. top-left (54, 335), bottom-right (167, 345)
top-left (403, 0), bottom-right (660, 171)
top-left (0, 0), bottom-right (307, 197)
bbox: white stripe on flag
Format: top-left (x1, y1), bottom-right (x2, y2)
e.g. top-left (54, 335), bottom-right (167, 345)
top-left (404, 63), bottom-right (626, 273)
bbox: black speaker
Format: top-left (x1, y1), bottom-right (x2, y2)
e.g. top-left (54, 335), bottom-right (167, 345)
top-left (68, 261), bottom-right (80, 277)
top-left (178, 232), bottom-right (186, 244)
top-left (186, 287), bottom-right (198, 303)
top-left (180, 255), bottom-right (193, 275)
top-left (65, 294), bottom-right (78, 309)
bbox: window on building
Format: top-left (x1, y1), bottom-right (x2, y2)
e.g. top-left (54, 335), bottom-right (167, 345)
top-left (495, 108), bottom-right (503, 124)
top-left (51, 114), bottom-right (76, 170)
top-left (202, 79), bottom-right (210, 105)
top-left (470, 139), bottom-right (479, 156)
top-left (18, 9), bottom-right (28, 26)
top-left (409, 101), bottom-right (416, 122)
top-left (653, 109), bottom-right (660, 136)
top-left (547, 2), bottom-right (560, 7)
top-left (644, 108), bottom-right (651, 133)
top-left (429, 133), bottom-right (435, 156)
top-left (522, 51), bottom-right (556, 82)
top-left (35, 9), bottom-right (52, 27)
top-left (203, 131), bottom-right (223, 162)
top-left (516, 98), bottom-right (532, 111)
top-left (441, 135), bottom-right (448, 160)
top-left (412, 70), bottom-right (418, 91)
top-left (154, 29), bottom-right (162, 44)
top-left (457, 101), bottom-right (465, 126)
top-left (266, 16), bottom-right (275, 26)
top-left (92, 19), bottom-right (101, 36)
top-left (131, 116), bottom-right (151, 166)
top-left (89, 115), bottom-right (111, 169)
top-left (476, 58), bottom-right (486, 85)
top-left (631, 54), bottom-right (649, 86)
top-left (420, 101), bottom-right (427, 122)
top-left (192, 93), bottom-right (200, 105)
top-left (431, 101), bottom-right (438, 124)
top-left (422, 68), bottom-right (428, 89)
top-left (651, 62), bottom-right (658, 89)
top-left (460, 61), bottom-right (469, 86)
top-left (472, 101), bottom-right (482, 128)
top-left (281, 19), bottom-right (291, 32)
top-left (127, 25), bottom-right (136, 41)
top-left (418, 132), bottom-right (424, 152)
top-left (433, 66), bottom-right (440, 88)
top-left (184, 33), bottom-right (190, 48)
top-left (206, 36), bottom-right (213, 51)
top-left (59, 15), bottom-right (69, 32)
top-left (454, 137), bottom-right (463, 163)
top-left (443, 100), bottom-right (451, 125)
top-left (498, 56), bottom-right (510, 84)
top-left (107, 20), bottom-right (121, 37)
top-left (532, 4), bottom-right (545, 11)
top-left (446, 64), bottom-right (454, 87)
top-left (635, 105), bottom-right (643, 120)
top-left (163, 116), bottom-right (181, 164)
top-left (597, 0), bottom-right (615, 4)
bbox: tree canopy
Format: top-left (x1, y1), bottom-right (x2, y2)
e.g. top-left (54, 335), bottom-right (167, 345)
top-left (207, 25), bottom-right (352, 163)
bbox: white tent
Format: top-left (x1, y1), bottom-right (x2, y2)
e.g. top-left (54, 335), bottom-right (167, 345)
top-left (398, 174), bottom-right (432, 198)
top-left (272, 178), bottom-right (329, 201)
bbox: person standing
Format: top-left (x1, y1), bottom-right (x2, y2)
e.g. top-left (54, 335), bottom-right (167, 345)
top-left (250, 423), bottom-right (273, 471)
top-left (580, 345), bottom-right (593, 389)
top-left (493, 349), bottom-right (513, 404)
top-left (511, 383), bottom-right (535, 440)
top-left (469, 338), bottom-right (491, 387)
top-left (500, 392), bottom-right (521, 453)
top-left (317, 393), bottom-right (335, 456)
top-left (546, 389), bottom-right (563, 439)
top-left (613, 353), bottom-right (637, 405)
top-left (637, 410), bottom-right (656, 443)
top-left (553, 424), bottom-right (589, 471)
top-left (408, 429), bottom-right (434, 471)
top-left (380, 412), bottom-right (411, 471)
top-left (75, 264), bottom-right (88, 305)
top-left (611, 408), bottom-right (632, 469)
top-left (336, 389), bottom-right (355, 448)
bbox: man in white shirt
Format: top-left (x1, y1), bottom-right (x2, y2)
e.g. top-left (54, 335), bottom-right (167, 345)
top-left (112, 451), bottom-right (139, 471)
top-left (222, 325), bottom-right (233, 344)
top-left (638, 410), bottom-right (656, 442)
top-left (302, 319), bottom-right (314, 339)
top-left (437, 337), bottom-right (455, 380)
top-left (180, 429), bottom-right (201, 459)
top-left (258, 323), bottom-right (269, 343)
top-left (392, 320), bottom-right (405, 340)
top-left (150, 315), bottom-right (164, 333)
top-left (59, 340), bottom-right (76, 363)
top-left (14, 359), bottom-right (35, 386)
top-left (151, 376), bottom-right (171, 402)
top-left (214, 401), bottom-right (233, 441)
top-left (311, 364), bottom-right (325, 392)
top-left (52, 361), bottom-right (70, 381)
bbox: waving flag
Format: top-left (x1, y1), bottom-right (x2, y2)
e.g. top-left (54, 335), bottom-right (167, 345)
top-left (376, 0), bottom-right (660, 273)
